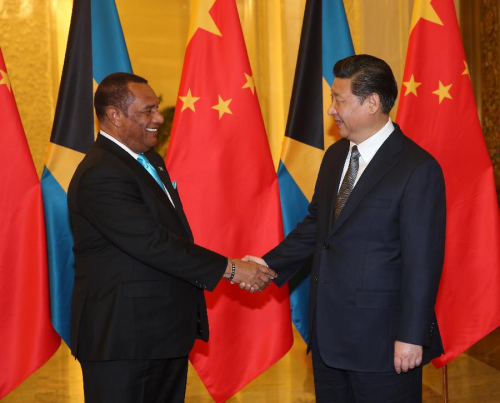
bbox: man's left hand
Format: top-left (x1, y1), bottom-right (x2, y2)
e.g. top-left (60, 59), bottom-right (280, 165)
top-left (394, 341), bottom-right (423, 374)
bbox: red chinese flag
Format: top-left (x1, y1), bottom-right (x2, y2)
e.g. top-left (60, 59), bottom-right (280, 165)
top-left (396, 0), bottom-right (500, 367)
top-left (0, 49), bottom-right (60, 398)
top-left (166, 0), bottom-right (292, 400)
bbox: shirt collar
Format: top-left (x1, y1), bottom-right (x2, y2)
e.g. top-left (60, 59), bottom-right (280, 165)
top-left (350, 118), bottom-right (394, 164)
top-left (100, 130), bottom-right (140, 160)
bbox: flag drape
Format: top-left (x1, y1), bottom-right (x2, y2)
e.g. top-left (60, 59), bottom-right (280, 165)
top-left (40, 0), bottom-right (132, 345)
top-left (166, 0), bottom-right (293, 400)
top-left (0, 48), bottom-right (60, 399)
top-left (278, 0), bottom-right (354, 341)
top-left (396, 0), bottom-right (500, 367)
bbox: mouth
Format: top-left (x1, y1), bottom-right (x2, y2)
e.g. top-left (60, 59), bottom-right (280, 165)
top-left (146, 128), bottom-right (158, 133)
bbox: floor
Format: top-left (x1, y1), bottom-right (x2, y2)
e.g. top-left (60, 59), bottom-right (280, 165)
top-left (3, 327), bottom-right (500, 402)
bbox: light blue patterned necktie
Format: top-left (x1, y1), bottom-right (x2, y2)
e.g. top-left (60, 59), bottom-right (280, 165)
top-left (137, 153), bottom-right (175, 207)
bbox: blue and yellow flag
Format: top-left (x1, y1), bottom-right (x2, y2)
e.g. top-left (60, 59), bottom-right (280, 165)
top-left (278, 0), bottom-right (354, 342)
top-left (40, 0), bottom-right (132, 345)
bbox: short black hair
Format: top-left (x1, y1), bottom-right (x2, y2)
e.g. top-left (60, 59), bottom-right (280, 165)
top-left (333, 54), bottom-right (398, 114)
top-left (94, 72), bottom-right (148, 120)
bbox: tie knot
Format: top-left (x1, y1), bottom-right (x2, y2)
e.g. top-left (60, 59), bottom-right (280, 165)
top-left (137, 153), bottom-right (148, 168)
top-left (350, 146), bottom-right (360, 160)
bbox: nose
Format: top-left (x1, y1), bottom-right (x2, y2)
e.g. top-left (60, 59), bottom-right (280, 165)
top-left (153, 109), bottom-right (164, 124)
top-left (327, 100), bottom-right (336, 116)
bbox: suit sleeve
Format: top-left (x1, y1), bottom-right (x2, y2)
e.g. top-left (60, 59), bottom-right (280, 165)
top-left (263, 150), bottom-right (332, 286)
top-left (397, 157), bottom-right (446, 346)
top-left (75, 164), bottom-right (227, 291)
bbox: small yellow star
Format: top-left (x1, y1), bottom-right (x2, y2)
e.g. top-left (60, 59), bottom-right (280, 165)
top-left (402, 74), bottom-right (422, 97)
top-left (242, 73), bottom-right (255, 94)
top-left (462, 60), bottom-right (470, 77)
top-left (179, 88), bottom-right (200, 112)
top-left (187, 0), bottom-right (221, 44)
top-left (410, 0), bottom-right (443, 34)
top-left (432, 81), bottom-right (452, 104)
top-left (0, 68), bottom-right (11, 92)
top-left (212, 95), bottom-right (232, 119)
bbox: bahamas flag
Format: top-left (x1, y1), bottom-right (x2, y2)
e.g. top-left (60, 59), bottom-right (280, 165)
top-left (278, 0), bottom-right (354, 341)
top-left (40, 0), bottom-right (132, 345)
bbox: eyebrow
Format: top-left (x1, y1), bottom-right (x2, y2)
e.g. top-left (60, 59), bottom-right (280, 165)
top-left (142, 103), bottom-right (159, 110)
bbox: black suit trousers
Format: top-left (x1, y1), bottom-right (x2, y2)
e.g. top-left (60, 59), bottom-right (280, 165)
top-left (80, 356), bottom-right (188, 403)
top-left (311, 328), bottom-right (422, 403)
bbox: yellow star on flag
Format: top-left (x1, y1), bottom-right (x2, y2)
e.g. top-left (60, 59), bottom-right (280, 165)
top-left (179, 88), bottom-right (200, 112)
top-left (187, 0), bottom-right (222, 45)
top-left (402, 74), bottom-right (422, 97)
top-left (462, 60), bottom-right (470, 77)
top-left (242, 73), bottom-right (255, 94)
top-left (212, 95), bottom-right (232, 119)
top-left (432, 81), bottom-right (452, 104)
top-left (0, 69), bottom-right (11, 92)
top-left (410, 0), bottom-right (443, 34)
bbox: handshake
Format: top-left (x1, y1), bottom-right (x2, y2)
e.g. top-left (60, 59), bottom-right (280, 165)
top-left (223, 256), bottom-right (276, 293)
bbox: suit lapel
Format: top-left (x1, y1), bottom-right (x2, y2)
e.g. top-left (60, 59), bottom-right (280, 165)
top-left (145, 151), bottom-right (194, 241)
top-left (329, 128), bottom-right (403, 237)
top-left (95, 136), bottom-right (193, 239)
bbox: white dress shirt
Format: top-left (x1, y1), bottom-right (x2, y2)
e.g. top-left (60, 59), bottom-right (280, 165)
top-left (338, 118), bottom-right (394, 191)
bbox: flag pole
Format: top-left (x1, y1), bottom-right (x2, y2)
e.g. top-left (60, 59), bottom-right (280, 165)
top-left (442, 364), bottom-right (449, 403)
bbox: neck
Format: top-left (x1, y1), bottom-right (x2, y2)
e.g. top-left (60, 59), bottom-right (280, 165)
top-left (353, 115), bottom-right (389, 145)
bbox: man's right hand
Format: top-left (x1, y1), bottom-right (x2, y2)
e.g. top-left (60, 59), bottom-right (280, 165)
top-left (224, 258), bottom-right (277, 292)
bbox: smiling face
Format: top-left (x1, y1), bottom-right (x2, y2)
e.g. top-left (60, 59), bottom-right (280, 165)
top-left (328, 77), bottom-right (374, 144)
top-left (114, 82), bottom-right (164, 154)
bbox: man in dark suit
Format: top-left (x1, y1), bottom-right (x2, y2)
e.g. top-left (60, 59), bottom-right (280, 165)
top-left (245, 55), bottom-right (446, 402)
top-left (67, 72), bottom-right (276, 402)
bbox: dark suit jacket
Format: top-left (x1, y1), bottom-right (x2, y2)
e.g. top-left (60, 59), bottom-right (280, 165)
top-left (264, 124), bottom-right (446, 372)
top-left (68, 134), bottom-right (227, 361)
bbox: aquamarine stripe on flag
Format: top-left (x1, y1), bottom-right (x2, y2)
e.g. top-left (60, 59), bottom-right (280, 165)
top-left (91, 0), bottom-right (132, 83)
top-left (42, 0), bottom-right (132, 346)
top-left (322, 0), bottom-right (354, 87)
top-left (41, 171), bottom-right (74, 343)
top-left (278, 0), bottom-right (354, 343)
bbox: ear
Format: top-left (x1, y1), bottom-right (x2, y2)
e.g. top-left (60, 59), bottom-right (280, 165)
top-left (105, 105), bottom-right (123, 127)
top-left (365, 93), bottom-right (381, 115)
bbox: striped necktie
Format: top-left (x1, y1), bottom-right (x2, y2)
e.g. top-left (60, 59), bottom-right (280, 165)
top-left (334, 145), bottom-right (360, 222)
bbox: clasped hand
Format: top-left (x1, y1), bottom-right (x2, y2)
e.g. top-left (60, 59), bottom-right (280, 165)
top-left (225, 257), bottom-right (277, 293)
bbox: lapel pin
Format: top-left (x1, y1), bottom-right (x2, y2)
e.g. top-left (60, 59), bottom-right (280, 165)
top-left (158, 167), bottom-right (164, 172)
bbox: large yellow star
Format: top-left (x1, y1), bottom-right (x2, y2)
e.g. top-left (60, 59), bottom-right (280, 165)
top-left (179, 88), bottom-right (200, 112)
top-left (212, 95), bottom-right (232, 119)
top-left (432, 81), bottom-right (452, 104)
top-left (462, 60), bottom-right (470, 77)
top-left (0, 69), bottom-right (11, 92)
top-left (402, 74), bottom-right (422, 97)
top-left (410, 0), bottom-right (443, 34)
top-left (242, 73), bottom-right (255, 94)
top-left (187, 0), bottom-right (221, 44)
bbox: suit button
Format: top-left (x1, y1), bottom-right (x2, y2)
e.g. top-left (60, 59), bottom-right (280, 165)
top-left (314, 277), bottom-right (318, 283)
top-left (323, 243), bottom-right (330, 250)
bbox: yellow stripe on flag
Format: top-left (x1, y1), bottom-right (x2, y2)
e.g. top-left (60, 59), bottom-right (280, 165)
top-left (281, 136), bottom-right (324, 202)
top-left (44, 143), bottom-right (86, 192)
